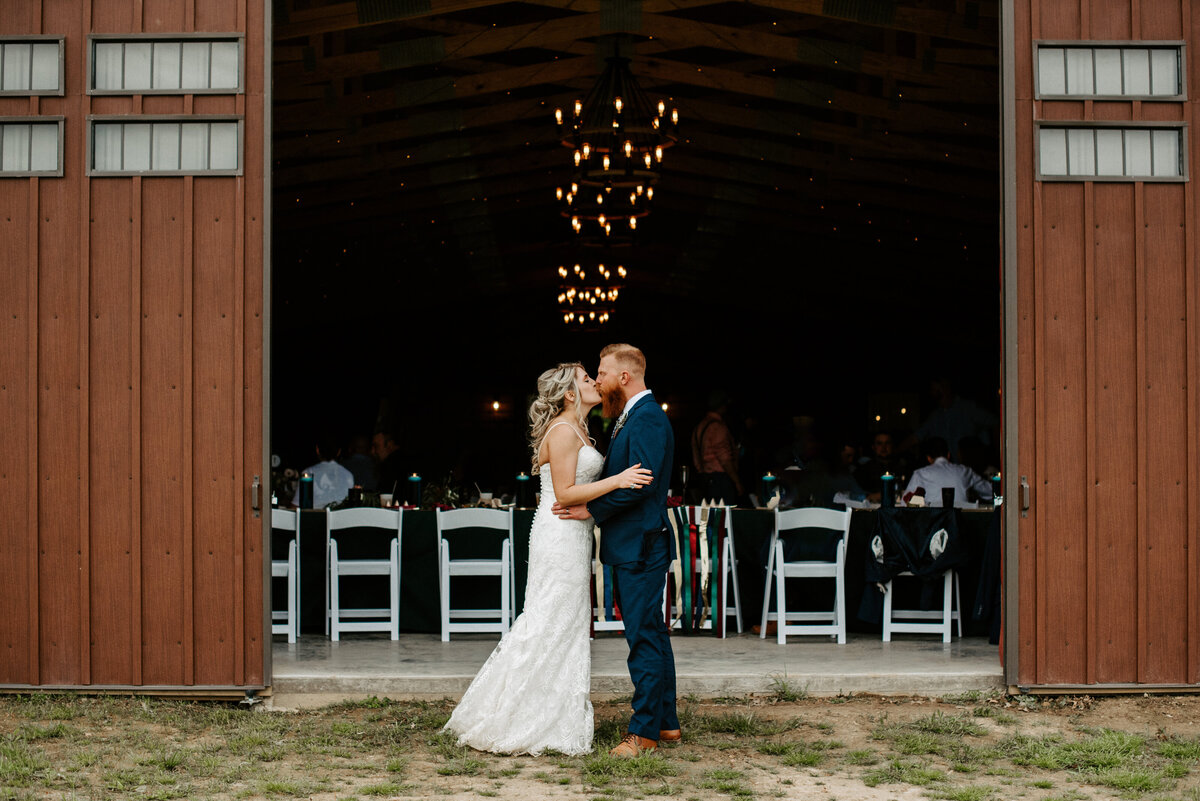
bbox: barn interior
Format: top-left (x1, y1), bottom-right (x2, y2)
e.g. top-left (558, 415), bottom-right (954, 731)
top-left (267, 0), bottom-right (1003, 492)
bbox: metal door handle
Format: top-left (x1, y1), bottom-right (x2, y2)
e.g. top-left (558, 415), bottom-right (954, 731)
top-left (251, 475), bottom-right (261, 511)
top-left (1020, 476), bottom-right (1030, 518)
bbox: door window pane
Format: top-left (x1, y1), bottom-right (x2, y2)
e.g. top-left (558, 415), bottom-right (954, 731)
top-left (152, 42), bottom-right (181, 90)
top-left (122, 123), bottom-right (151, 171)
top-left (1095, 129), bottom-right (1124, 175)
top-left (30, 44), bottom-right (58, 91)
top-left (1065, 48), bottom-right (1094, 94)
top-left (1123, 130), bottom-right (1152, 176)
top-left (1039, 48), bottom-right (1066, 95)
top-left (180, 122), bottom-right (209, 169)
top-left (29, 124), bottom-right (57, 171)
top-left (1, 124), bottom-right (30, 172)
top-left (123, 42), bottom-right (152, 90)
top-left (181, 42), bottom-right (211, 90)
top-left (1039, 129), bottom-right (1068, 175)
top-left (1151, 49), bottom-right (1180, 95)
top-left (2, 44), bottom-right (31, 91)
top-left (1152, 129), bottom-right (1181, 176)
top-left (93, 123), bottom-right (123, 171)
top-left (1093, 49), bottom-right (1123, 95)
top-left (1067, 129), bottom-right (1096, 175)
top-left (1122, 49), bottom-right (1151, 96)
top-left (151, 123), bottom-right (181, 170)
top-left (210, 41), bottom-right (239, 89)
top-left (209, 122), bottom-right (238, 170)
top-left (93, 42), bottom-right (124, 90)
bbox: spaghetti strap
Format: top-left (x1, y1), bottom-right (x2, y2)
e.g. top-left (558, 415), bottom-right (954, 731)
top-left (546, 421), bottom-right (590, 448)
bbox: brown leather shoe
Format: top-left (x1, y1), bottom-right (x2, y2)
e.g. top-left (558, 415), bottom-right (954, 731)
top-left (659, 729), bottom-right (682, 743)
top-left (609, 732), bottom-right (657, 757)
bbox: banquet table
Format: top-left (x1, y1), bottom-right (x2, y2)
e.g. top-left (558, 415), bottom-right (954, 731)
top-left (274, 506), bottom-right (999, 637)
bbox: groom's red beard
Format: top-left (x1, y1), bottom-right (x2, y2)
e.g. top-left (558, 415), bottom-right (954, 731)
top-left (600, 389), bottom-right (624, 420)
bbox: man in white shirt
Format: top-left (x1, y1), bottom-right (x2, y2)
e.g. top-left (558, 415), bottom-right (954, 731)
top-left (293, 433), bottom-right (356, 508)
top-left (903, 436), bottom-right (992, 507)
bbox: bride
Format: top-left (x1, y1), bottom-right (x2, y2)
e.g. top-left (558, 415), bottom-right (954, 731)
top-left (441, 362), bottom-right (653, 755)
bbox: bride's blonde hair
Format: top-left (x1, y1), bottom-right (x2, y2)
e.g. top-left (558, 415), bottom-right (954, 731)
top-left (528, 362), bottom-right (591, 473)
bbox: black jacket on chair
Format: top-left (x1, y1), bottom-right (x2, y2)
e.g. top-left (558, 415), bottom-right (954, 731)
top-left (858, 507), bottom-right (968, 625)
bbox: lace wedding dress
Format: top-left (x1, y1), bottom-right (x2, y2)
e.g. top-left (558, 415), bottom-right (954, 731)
top-left (442, 439), bottom-right (601, 755)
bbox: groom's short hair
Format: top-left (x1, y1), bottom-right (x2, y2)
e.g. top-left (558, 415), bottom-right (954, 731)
top-left (600, 343), bottom-right (646, 378)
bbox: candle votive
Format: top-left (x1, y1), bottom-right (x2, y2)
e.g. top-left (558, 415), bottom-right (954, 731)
top-left (298, 473), bottom-right (314, 509)
top-left (880, 473), bottom-right (895, 508)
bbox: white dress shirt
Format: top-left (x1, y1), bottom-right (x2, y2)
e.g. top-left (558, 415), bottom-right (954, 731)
top-left (903, 456), bottom-right (992, 507)
top-left (293, 459), bottom-right (356, 508)
top-left (621, 388), bottom-right (653, 418)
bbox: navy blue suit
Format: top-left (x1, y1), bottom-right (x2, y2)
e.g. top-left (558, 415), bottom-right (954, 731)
top-left (589, 392), bottom-right (679, 740)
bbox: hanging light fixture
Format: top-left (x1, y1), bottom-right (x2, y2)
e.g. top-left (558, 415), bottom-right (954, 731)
top-left (556, 258), bottom-right (628, 330)
top-left (554, 54), bottom-right (678, 238)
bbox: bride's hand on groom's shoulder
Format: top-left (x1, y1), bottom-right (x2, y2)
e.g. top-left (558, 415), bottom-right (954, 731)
top-left (552, 500), bottom-right (590, 521)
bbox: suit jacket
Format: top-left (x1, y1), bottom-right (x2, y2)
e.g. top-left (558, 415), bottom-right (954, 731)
top-left (589, 393), bottom-right (676, 566)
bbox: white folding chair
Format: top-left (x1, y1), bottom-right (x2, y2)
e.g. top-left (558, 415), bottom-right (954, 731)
top-left (325, 507), bottom-right (402, 641)
top-left (270, 508), bottom-right (301, 643)
top-left (759, 507), bottom-right (852, 644)
top-left (436, 507), bottom-right (514, 642)
top-left (882, 569), bottom-right (962, 643)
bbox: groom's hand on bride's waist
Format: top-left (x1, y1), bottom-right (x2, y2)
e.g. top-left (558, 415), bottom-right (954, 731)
top-left (551, 501), bottom-right (591, 521)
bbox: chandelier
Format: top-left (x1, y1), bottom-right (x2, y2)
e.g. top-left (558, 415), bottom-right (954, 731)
top-left (554, 55), bottom-right (679, 237)
top-left (557, 259), bottom-right (627, 329)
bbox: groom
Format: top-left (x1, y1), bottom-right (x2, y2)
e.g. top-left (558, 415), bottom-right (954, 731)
top-left (553, 343), bottom-right (679, 757)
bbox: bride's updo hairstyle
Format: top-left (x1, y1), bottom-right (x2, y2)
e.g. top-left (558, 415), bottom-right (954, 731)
top-left (528, 362), bottom-right (590, 473)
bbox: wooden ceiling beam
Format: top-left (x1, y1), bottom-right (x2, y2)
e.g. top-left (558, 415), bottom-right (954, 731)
top-left (272, 55), bottom-right (594, 130)
top-left (273, 11), bottom-right (994, 95)
top-left (275, 0), bottom-right (996, 47)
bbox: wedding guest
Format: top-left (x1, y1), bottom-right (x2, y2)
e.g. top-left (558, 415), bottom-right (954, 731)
top-left (339, 433), bottom-right (378, 491)
top-left (901, 377), bottom-right (998, 463)
top-left (372, 429), bottom-right (405, 496)
top-left (688, 391), bottom-right (744, 505)
top-left (856, 430), bottom-right (911, 502)
top-left (903, 436), bottom-right (992, 507)
top-left (293, 432), bottom-right (356, 508)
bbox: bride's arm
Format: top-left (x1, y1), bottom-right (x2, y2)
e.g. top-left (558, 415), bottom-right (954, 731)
top-left (547, 426), bottom-right (651, 507)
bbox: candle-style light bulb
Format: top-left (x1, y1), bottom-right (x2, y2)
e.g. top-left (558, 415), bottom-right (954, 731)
top-left (581, 143), bottom-right (591, 158)
top-left (554, 108), bottom-right (563, 124)
top-left (603, 154), bottom-right (610, 170)
top-left (623, 140), bottom-right (633, 157)
top-left (646, 186), bottom-right (653, 200)
top-left (657, 100), bottom-right (665, 115)
top-left (655, 145), bottom-right (663, 162)
top-left (574, 100), bottom-right (582, 116)
top-left (644, 152), bottom-right (652, 168)
top-left (574, 150), bottom-right (581, 166)
top-left (629, 217), bottom-right (637, 229)
top-left (671, 108), bottom-right (679, 124)
top-left (556, 187), bottom-right (563, 200)
top-left (614, 96), bottom-right (623, 112)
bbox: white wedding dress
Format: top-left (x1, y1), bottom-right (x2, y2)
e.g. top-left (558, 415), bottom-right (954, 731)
top-left (442, 436), bottom-right (601, 755)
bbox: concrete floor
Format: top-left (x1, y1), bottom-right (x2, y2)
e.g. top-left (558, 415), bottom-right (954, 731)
top-left (267, 632), bottom-right (1004, 709)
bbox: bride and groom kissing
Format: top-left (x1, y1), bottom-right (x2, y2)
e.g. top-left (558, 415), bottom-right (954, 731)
top-left (442, 343), bottom-right (680, 757)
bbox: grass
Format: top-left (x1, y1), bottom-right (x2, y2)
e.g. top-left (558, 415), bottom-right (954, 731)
top-left (3, 691), bottom-right (1200, 801)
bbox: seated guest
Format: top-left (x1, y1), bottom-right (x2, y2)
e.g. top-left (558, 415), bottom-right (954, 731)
top-left (294, 432), bottom-right (356, 508)
top-left (372, 429), bottom-right (405, 496)
top-left (829, 439), bottom-right (865, 499)
top-left (856, 430), bottom-right (911, 502)
top-left (339, 433), bottom-right (378, 492)
top-left (903, 436), bottom-right (992, 507)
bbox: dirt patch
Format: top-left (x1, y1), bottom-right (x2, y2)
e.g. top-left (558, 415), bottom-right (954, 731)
top-left (4, 691), bottom-right (1200, 800)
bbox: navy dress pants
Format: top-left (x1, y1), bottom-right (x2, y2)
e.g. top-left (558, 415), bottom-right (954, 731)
top-left (612, 534), bottom-right (679, 741)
